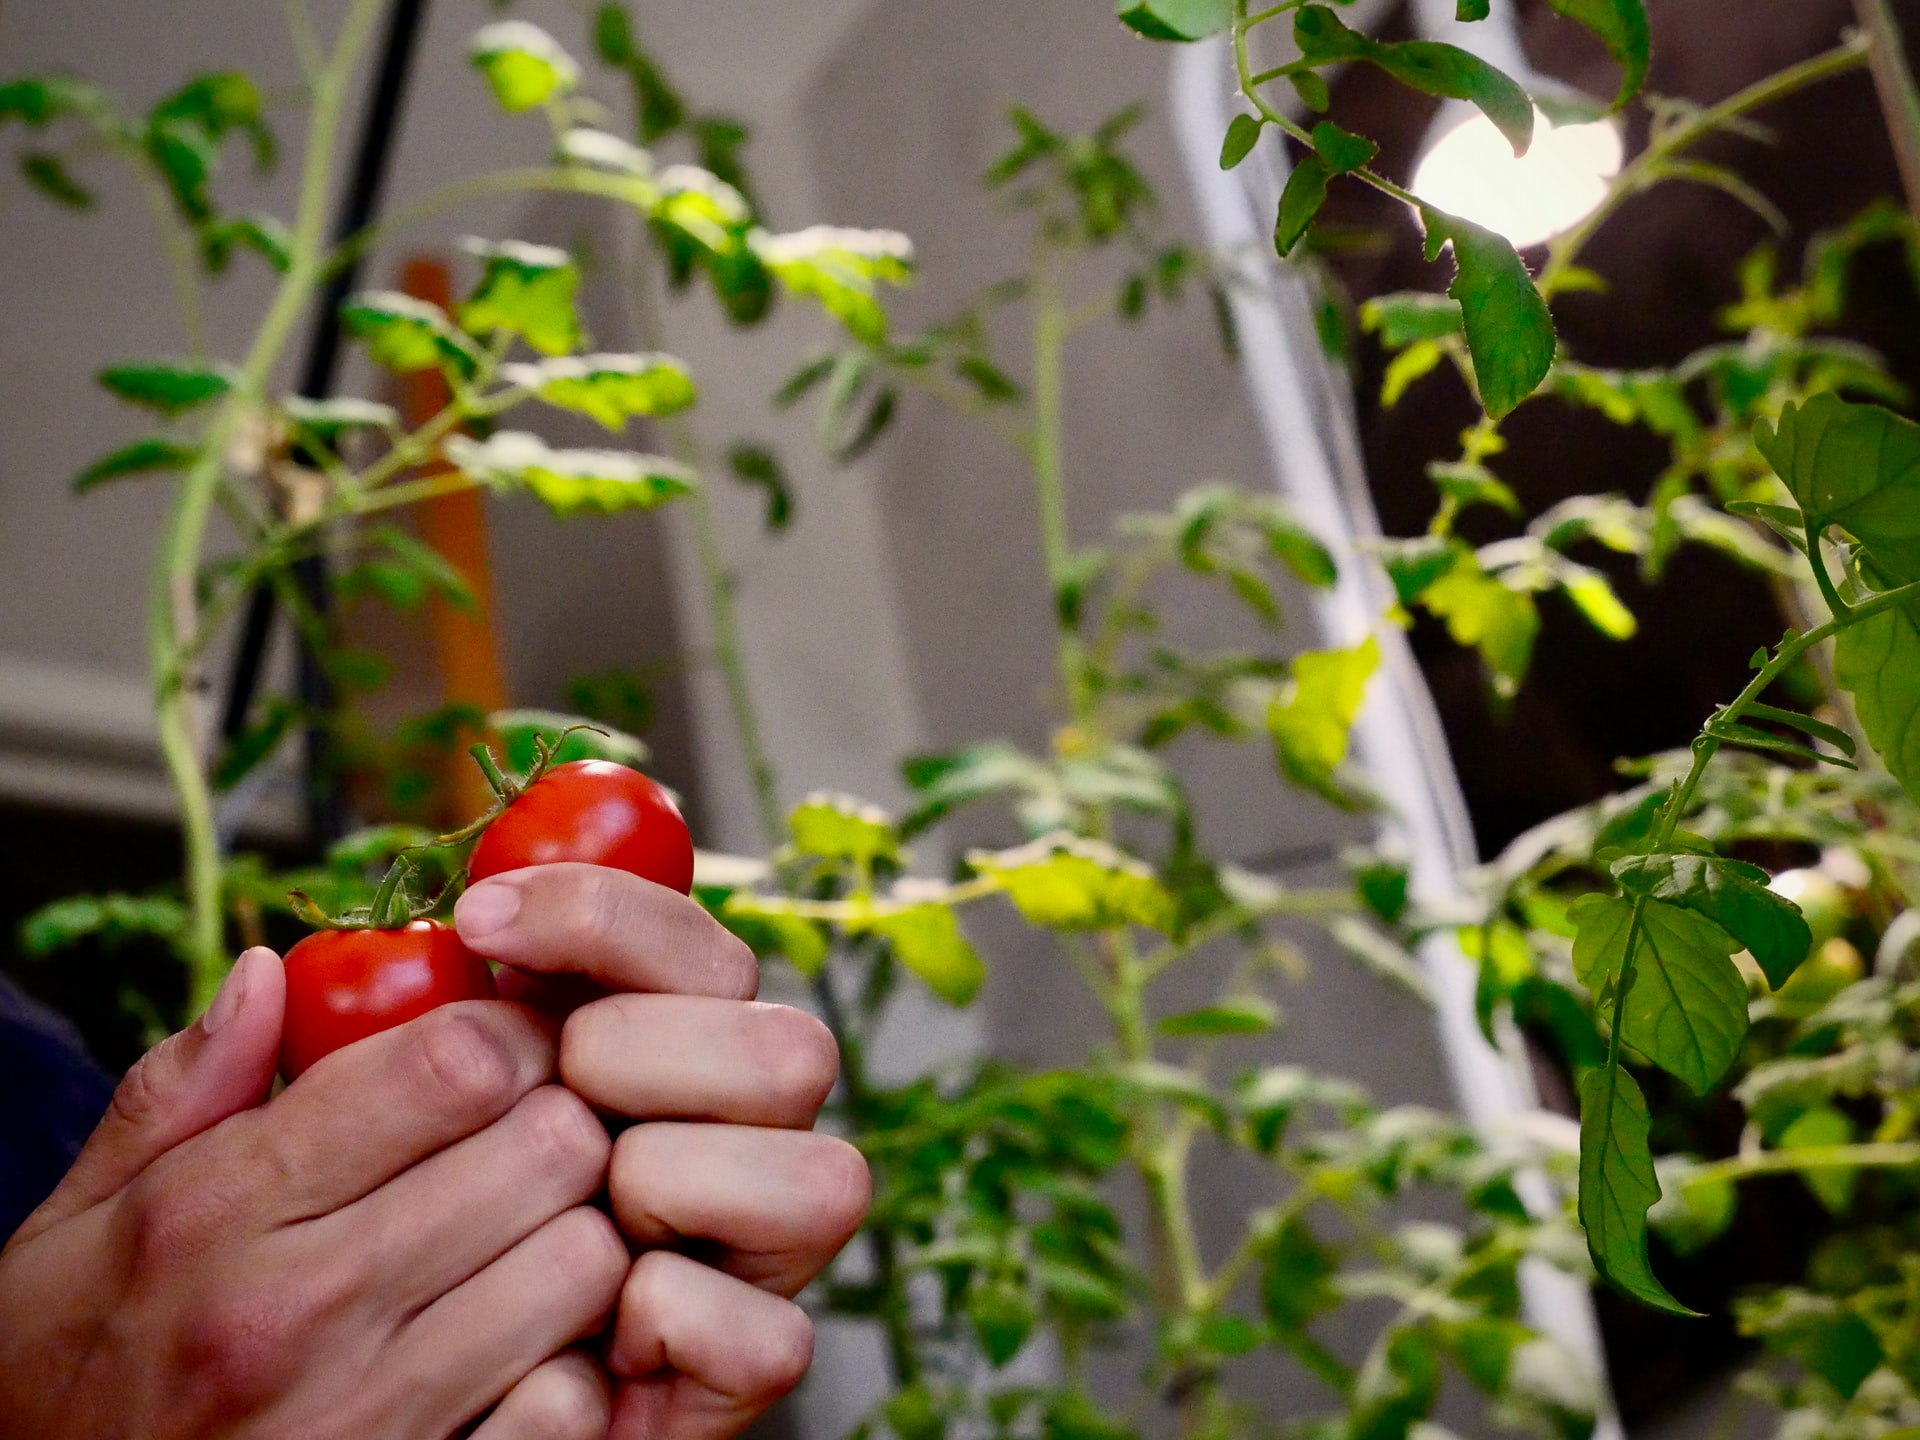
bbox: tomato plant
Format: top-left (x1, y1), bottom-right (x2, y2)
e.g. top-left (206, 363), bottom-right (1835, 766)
top-left (468, 758), bottom-right (694, 895)
top-left (280, 920), bottom-right (496, 1081)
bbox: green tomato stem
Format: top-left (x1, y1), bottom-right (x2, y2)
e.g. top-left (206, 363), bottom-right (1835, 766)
top-left (1853, 0), bottom-right (1920, 229)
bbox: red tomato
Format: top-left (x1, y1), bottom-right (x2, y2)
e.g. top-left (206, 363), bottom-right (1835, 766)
top-left (280, 920), bottom-right (497, 1081)
top-left (467, 760), bottom-right (694, 894)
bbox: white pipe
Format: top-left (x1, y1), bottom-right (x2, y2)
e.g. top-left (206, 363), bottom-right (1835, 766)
top-left (1169, 39), bottom-right (1620, 1433)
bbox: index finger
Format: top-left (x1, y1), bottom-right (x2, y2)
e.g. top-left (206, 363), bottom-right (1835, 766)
top-left (454, 864), bottom-right (758, 1001)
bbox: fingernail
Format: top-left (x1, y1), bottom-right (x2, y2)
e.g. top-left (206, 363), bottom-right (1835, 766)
top-left (201, 949), bottom-right (257, 1036)
top-left (456, 880), bottom-right (522, 939)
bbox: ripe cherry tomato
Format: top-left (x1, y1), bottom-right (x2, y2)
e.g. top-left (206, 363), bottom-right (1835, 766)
top-left (280, 920), bottom-right (497, 1081)
top-left (467, 759), bottom-right (694, 894)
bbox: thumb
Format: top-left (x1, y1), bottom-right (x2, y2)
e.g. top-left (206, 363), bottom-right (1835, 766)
top-left (16, 946), bottom-right (286, 1241)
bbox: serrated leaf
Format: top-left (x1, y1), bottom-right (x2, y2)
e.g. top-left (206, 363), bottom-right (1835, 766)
top-left (343, 291), bottom-right (479, 374)
top-left (966, 1280), bottom-right (1034, 1367)
top-left (1570, 894), bottom-right (1747, 1093)
top-left (969, 833), bottom-right (1177, 933)
top-left (1115, 0), bottom-right (1233, 40)
top-left (1612, 851), bottom-right (1811, 989)
top-left (1295, 6), bottom-right (1532, 154)
top-left (1268, 636), bottom-right (1378, 798)
top-left (470, 20), bottom-right (580, 112)
top-left (858, 901), bottom-right (985, 1005)
top-left (1833, 578), bottom-right (1920, 801)
top-left (1546, 0), bottom-right (1650, 107)
top-left (1754, 393), bottom-right (1920, 581)
top-left (73, 436), bottom-right (198, 491)
top-left (458, 238), bottom-right (580, 357)
top-left (1158, 997), bottom-right (1279, 1037)
top-left (1311, 119), bottom-right (1377, 175)
top-left (1421, 207), bottom-right (1554, 419)
top-left (1578, 1064), bottom-right (1696, 1314)
top-left (446, 431), bottom-right (694, 516)
top-left (1274, 155), bottom-right (1329, 259)
top-left (1420, 552), bottom-right (1538, 698)
top-left (98, 362), bottom-right (229, 416)
top-left (789, 791), bottom-right (898, 866)
top-left (502, 352), bottom-right (695, 430)
top-left (1219, 113), bottom-right (1262, 170)
top-left (751, 226), bottom-right (914, 344)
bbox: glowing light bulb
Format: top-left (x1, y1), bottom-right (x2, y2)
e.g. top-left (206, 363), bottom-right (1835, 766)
top-left (1410, 107), bottom-right (1623, 250)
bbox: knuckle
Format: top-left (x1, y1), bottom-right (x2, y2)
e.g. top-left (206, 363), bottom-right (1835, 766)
top-left (412, 1006), bottom-right (524, 1113)
top-left (520, 1086), bottom-right (612, 1185)
top-left (122, 1154), bottom-right (245, 1271)
top-left (549, 1207), bottom-right (629, 1311)
top-left (754, 1005), bottom-right (839, 1120)
top-left (514, 1357), bottom-right (610, 1440)
top-left (754, 1301), bottom-right (815, 1396)
top-left (175, 1275), bottom-right (309, 1404)
top-left (797, 1137), bottom-right (873, 1241)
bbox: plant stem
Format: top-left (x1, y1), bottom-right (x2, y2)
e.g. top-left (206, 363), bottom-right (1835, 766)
top-left (1853, 0), bottom-right (1920, 227)
top-left (1686, 1141), bottom-right (1920, 1187)
top-left (153, 0), bottom-right (387, 1010)
top-left (1031, 241), bottom-right (1091, 719)
top-left (131, 166), bottom-right (210, 359)
top-left (1541, 39), bottom-right (1869, 292)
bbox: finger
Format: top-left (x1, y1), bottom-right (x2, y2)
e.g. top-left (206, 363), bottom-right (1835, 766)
top-left (324, 1085), bottom-right (610, 1314)
top-left (218, 1000), bottom-right (557, 1224)
top-left (455, 865), bottom-right (756, 1001)
top-left (391, 1207), bottom-right (628, 1435)
top-left (468, 1351), bottom-right (611, 1440)
top-left (606, 1252), bottom-right (813, 1440)
top-left (562, 996), bottom-right (837, 1128)
top-left (610, 1124), bottom-right (869, 1298)
top-left (16, 947), bottom-right (284, 1242)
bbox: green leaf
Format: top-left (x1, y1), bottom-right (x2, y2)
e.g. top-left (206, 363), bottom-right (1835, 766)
top-left (470, 20), bottom-right (580, 112)
top-left (1833, 581), bottom-right (1920, 801)
top-left (1295, 6), bottom-right (1532, 154)
top-left (1561, 565), bottom-right (1637, 639)
top-left (1361, 291), bottom-right (1463, 348)
top-left (1273, 156), bottom-right (1329, 259)
top-left (969, 833), bottom-right (1177, 933)
top-left (1158, 997), bottom-right (1280, 1037)
top-left (1219, 113), bottom-right (1262, 170)
top-left (726, 443), bottom-right (793, 531)
top-left (97, 362), bottom-right (229, 416)
top-left (1268, 636), bottom-right (1378, 798)
top-left (966, 1280), bottom-right (1035, 1366)
top-left (1457, 0), bottom-right (1492, 17)
top-left (21, 892), bottom-right (190, 954)
top-left (1754, 394), bottom-right (1920, 581)
top-left (1260, 1217), bottom-right (1340, 1329)
top-left (1115, 0), bottom-right (1233, 41)
top-left (714, 893), bottom-right (829, 978)
top-left (1428, 461), bottom-right (1519, 517)
top-left (1420, 208), bottom-right (1555, 419)
top-left (1740, 702), bottom-right (1856, 758)
top-left (1648, 1156), bottom-right (1738, 1254)
top-left (343, 291), bottom-right (479, 375)
top-left (654, 165), bottom-right (752, 249)
top-left (1611, 851), bottom-right (1811, 989)
top-left (1737, 1292), bottom-right (1883, 1398)
top-left (1779, 1106), bottom-right (1858, 1213)
top-left (502, 352), bottom-right (696, 430)
top-left (750, 226), bottom-right (914, 345)
top-left (851, 901), bottom-right (986, 1006)
top-left (1290, 70), bottom-right (1332, 112)
top-left (1420, 552), bottom-right (1539, 699)
top-left (445, 431), bottom-right (694, 516)
top-left (1311, 120), bottom-right (1378, 175)
top-left (281, 396), bottom-right (398, 439)
top-left (1570, 894), bottom-right (1747, 1094)
top-left (458, 239), bottom-right (580, 357)
top-left (789, 792), bottom-right (898, 867)
top-left (1546, 0), bottom-right (1651, 107)
top-left (21, 152), bottom-right (91, 207)
top-left (73, 436), bottom-right (198, 492)
top-left (213, 695), bottom-right (299, 790)
top-left (491, 708), bottom-right (649, 771)
top-left (0, 74), bottom-right (112, 128)
top-left (1577, 1064), bottom-right (1697, 1314)
top-left (201, 213), bottom-right (291, 273)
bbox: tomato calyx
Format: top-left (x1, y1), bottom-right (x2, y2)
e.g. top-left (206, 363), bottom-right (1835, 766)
top-left (288, 850), bottom-right (443, 932)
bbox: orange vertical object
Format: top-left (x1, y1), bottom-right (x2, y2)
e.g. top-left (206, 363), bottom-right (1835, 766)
top-left (399, 256), bottom-right (511, 823)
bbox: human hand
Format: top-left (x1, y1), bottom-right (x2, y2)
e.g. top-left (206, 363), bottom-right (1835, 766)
top-left (0, 947), bottom-right (627, 1440)
top-left (454, 863), bottom-right (872, 1440)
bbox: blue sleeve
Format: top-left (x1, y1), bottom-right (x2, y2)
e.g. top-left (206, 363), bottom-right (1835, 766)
top-left (0, 974), bottom-right (115, 1244)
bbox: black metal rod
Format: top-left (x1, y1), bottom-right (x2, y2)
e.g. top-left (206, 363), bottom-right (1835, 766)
top-left (218, 0), bottom-right (431, 847)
